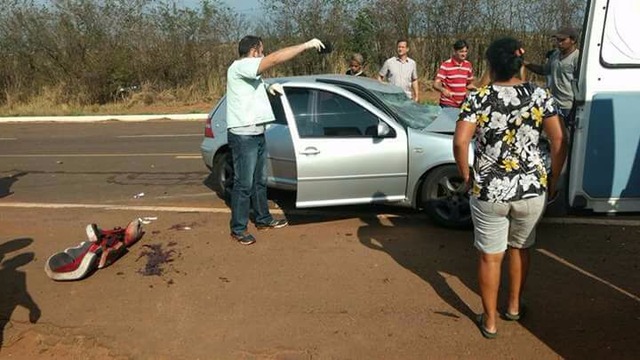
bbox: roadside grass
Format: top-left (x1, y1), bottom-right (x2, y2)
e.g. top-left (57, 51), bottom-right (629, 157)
top-left (0, 78), bottom-right (440, 116)
top-left (0, 83), bottom-right (218, 116)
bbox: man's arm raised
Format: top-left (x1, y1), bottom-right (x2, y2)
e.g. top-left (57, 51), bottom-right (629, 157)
top-left (257, 39), bottom-right (324, 75)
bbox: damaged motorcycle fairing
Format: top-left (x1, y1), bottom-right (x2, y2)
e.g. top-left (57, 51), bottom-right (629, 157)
top-left (45, 219), bottom-right (144, 281)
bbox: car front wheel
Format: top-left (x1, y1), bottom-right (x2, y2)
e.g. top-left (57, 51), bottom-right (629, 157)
top-left (420, 165), bottom-right (472, 229)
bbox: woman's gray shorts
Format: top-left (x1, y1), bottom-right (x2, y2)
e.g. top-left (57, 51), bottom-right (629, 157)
top-left (470, 195), bottom-right (546, 254)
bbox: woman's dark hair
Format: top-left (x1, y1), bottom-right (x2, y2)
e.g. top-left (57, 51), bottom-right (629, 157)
top-left (238, 35), bottom-right (262, 57)
top-left (485, 37), bottom-right (524, 82)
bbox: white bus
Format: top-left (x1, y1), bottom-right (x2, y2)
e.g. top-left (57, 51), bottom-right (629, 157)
top-left (568, 0), bottom-right (640, 213)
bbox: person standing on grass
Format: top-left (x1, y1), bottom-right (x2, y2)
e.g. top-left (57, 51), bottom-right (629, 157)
top-left (453, 37), bottom-right (567, 339)
top-left (226, 35), bottom-right (325, 245)
top-left (434, 39), bottom-right (477, 108)
top-left (378, 39), bottom-right (420, 101)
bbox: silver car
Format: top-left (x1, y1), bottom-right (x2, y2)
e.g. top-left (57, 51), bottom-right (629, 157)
top-left (200, 75), bottom-right (472, 228)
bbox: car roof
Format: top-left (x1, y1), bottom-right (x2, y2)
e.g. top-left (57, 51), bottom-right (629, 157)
top-left (267, 74), bottom-right (404, 94)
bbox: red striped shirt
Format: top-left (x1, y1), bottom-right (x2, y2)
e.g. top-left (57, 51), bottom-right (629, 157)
top-left (436, 58), bottom-right (474, 107)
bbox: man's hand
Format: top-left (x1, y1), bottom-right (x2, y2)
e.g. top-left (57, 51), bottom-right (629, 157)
top-left (267, 83), bottom-right (284, 96)
top-left (304, 38), bottom-right (325, 52)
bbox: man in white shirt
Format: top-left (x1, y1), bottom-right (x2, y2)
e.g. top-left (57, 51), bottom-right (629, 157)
top-left (378, 39), bottom-right (419, 101)
top-left (226, 35), bottom-right (324, 245)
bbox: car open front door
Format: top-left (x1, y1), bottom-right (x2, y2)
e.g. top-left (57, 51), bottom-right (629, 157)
top-left (280, 85), bottom-right (408, 208)
top-left (569, 0), bottom-right (640, 212)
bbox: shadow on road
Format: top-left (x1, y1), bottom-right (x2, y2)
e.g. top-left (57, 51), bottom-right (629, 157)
top-left (519, 224), bottom-right (640, 358)
top-left (357, 215), bottom-right (478, 321)
top-left (0, 172), bottom-right (27, 199)
top-left (0, 238), bottom-right (41, 351)
top-left (202, 172), bottom-right (422, 226)
top-left (267, 189), bottom-right (423, 226)
top-left (357, 215), bottom-right (640, 358)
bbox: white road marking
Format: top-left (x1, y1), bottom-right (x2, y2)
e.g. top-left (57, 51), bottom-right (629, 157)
top-left (0, 202), bottom-right (240, 213)
top-left (0, 153), bottom-right (199, 158)
top-left (175, 155), bottom-right (202, 159)
top-left (0, 137), bottom-right (17, 140)
top-left (537, 248), bottom-right (640, 303)
top-left (0, 113), bottom-right (207, 123)
top-left (0, 201), bottom-right (282, 214)
top-left (116, 134), bottom-right (201, 138)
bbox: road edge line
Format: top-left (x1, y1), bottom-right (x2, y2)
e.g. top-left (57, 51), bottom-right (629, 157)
top-left (0, 113), bottom-right (208, 123)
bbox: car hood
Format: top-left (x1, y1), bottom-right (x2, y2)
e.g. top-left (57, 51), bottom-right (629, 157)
top-left (421, 107), bottom-right (460, 134)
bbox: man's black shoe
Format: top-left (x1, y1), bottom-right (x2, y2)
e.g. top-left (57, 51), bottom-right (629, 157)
top-left (230, 232), bottom-right (256, 245)
top-left (256, 219), bottom-right (288, 230)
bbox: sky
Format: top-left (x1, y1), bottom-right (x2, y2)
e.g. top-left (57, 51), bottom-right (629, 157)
top-left (182, 0), bottom-right (260, 17)
top-left (220, 0), bottom-right (259, 15)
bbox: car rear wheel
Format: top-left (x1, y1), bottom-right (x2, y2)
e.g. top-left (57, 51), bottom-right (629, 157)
top-left (211, 151), bottom-right (233, 201)
top-left (420, 165), bottom-right (472, 229)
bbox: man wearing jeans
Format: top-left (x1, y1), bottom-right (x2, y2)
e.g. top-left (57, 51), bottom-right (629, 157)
top-left (226, 35), bottom-right (324, 245)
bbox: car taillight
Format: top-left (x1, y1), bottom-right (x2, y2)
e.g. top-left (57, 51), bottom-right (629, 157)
top-left (204, 116), bottom-right (214, 138)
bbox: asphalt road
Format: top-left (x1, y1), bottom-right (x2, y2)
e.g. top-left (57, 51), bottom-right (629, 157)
top-left (2, 120), bottom-right (638, 224)
top-left (0, 120), bottom-right (220, 208)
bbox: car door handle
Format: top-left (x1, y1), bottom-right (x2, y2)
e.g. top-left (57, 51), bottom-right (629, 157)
top-left (300, 147), bottom-right (320, 155)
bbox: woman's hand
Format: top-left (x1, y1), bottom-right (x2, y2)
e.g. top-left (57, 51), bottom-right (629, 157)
top-left (547, 179), bottom-right (559, 204)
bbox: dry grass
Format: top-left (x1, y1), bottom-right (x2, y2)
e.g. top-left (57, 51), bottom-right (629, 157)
top-left (0, 78), bottom-right (441, 117)
top-left (0, 83), bottom-right (217, 116)
top-left (0, 99), bottom-right (214, 117)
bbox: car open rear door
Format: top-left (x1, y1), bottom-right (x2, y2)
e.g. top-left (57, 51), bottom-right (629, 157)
top-left (280, 84), bottom-right (408, 208)
top-left (569, 0), bottom-right (640, 212)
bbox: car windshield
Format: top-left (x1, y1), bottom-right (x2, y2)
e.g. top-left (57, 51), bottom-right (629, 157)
top-left (370, 90), bottom-right (445, 130)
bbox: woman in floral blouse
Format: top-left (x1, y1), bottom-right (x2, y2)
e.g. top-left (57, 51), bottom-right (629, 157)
top-left (453, 37), bottom-right (567, 339)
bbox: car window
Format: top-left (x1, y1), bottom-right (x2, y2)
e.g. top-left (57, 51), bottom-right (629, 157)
top-left (268, 93), bottom-right (287, 125)
top-left (287, 88), bottom-right (380, 138)
top-left (212, 97), bottom-right (226, 125)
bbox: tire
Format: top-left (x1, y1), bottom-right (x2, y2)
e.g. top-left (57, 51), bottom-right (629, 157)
top-left (211, 151), bottom-right (233, 201)
top-left (420, 165), bottom-right (472, 229)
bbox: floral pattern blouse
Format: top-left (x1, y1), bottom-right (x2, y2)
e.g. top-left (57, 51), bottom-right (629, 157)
top-left (458, 82), bottom-right (558, 202)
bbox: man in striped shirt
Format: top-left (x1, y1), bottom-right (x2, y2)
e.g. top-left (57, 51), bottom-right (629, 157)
top-left (434, 40), bottom-right (476, 108)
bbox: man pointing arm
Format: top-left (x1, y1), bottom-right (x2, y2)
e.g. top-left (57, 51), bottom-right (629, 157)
top-left (226, 36), bottom-right (324, 245)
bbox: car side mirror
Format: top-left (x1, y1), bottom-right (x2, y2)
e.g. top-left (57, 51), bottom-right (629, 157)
top-left (376, 120), bottom-right (395, 138)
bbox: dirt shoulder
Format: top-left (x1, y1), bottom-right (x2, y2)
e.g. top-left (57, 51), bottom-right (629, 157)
top-left (1, 207), bottom-right (639, 359)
